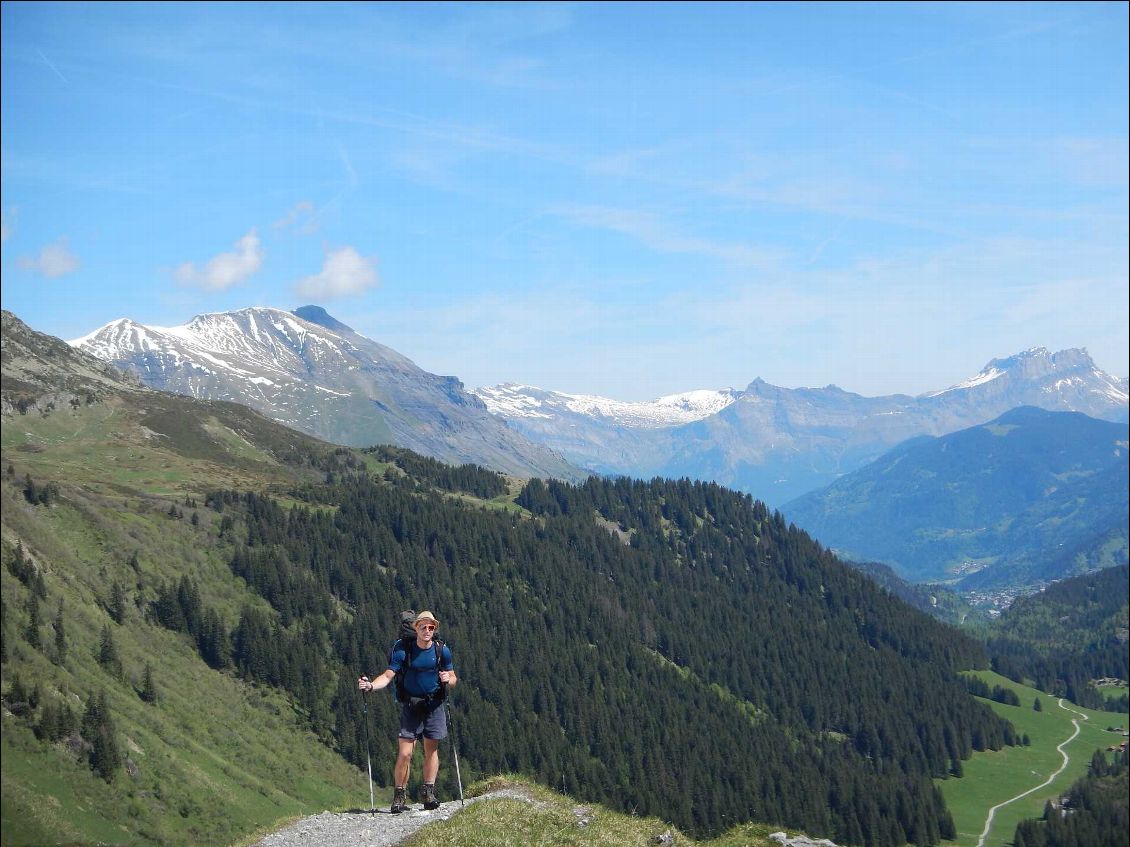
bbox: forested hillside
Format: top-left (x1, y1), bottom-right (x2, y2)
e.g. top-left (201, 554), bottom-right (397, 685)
top-left (988, 564), bottom-right (1129, 711)
top-left (783, 407), bottom-right (1129, 590)
top-left (186, 466), bottom-right (1018, 845)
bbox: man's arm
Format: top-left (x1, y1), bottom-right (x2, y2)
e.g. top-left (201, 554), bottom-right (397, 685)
top-left (439, 645), bottom-right (457, 688)
top-left (358, 668), bottom-right (396, 691)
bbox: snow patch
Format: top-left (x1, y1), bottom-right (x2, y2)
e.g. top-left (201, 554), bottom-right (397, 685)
top-left (476, 384), bottom-right (738, 428)
top-left (313, 385), bottom-right (351, 397)
top-left (925, 367), bottom-right (1005, 397)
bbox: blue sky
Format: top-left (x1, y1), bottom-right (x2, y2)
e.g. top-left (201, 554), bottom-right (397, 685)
top-left (2, 2), bottom-right (1127, 399)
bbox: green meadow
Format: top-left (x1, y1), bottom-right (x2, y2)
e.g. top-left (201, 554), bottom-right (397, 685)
top-left (939, 671), bottom-right (1128, 847)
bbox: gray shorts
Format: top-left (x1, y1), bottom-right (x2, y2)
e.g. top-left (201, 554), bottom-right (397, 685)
top-left (398, 702), bottom-right (448, 741)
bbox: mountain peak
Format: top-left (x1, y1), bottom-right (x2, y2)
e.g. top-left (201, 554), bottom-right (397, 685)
top-left (985, 347), bottom-right (1093, 372)
top-left (292, 305), bottom-right (354, 335)
top-left (68, 317), bottom-right (140, 347)
top-left (925, 347), bottom-right (1106, 399)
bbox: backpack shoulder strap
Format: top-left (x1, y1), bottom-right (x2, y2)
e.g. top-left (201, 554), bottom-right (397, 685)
top-left (392, 637), bottom-right (414, 702)
top-left (434, 638), bottom-right (448, 694)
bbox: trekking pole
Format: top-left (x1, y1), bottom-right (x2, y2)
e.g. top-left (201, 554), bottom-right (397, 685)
top-left (359, 683), bottom-right (375, 813)
top-left (444, 699), bottom-right (465, 807)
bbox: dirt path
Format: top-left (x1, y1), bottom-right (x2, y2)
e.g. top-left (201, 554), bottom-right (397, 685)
top-left (973, 698), bottom-right (1087, 847)
top-left (249, 787), bottom-right (536, 847)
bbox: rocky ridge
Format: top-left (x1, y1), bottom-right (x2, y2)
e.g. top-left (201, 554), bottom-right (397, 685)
top-left (70, 306), bottom-right (580, 480)
top-left (1, 310), bottom-right (145, 416)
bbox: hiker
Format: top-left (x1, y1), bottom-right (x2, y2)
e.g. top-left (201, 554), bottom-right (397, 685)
top-left (358, 610), bottom-right (457, 813)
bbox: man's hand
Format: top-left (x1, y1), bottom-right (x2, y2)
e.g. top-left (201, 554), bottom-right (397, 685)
top-left (358, 676), bottom-right (372, 691)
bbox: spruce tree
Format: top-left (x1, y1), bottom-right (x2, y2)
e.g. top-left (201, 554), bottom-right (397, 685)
top-left (140, 663), bottom-right (158, 704)
top-left (83, 691), bottom-right (120, 782)
top-left (25, 593), bottom-right (42, 649)
top-left (53, 599), bottom-right (67, 664)
top-left (97, 624), bottom-right (120, 676)
top-left (109, 581), bottom-right (127, 625)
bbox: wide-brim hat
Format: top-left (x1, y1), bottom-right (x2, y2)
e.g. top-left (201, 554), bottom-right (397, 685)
top-left (414, 610), bottom-right (440, 626)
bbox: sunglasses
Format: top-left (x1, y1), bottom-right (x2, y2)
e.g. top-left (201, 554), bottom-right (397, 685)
top-left (417, 624), bottom-right (436, 631)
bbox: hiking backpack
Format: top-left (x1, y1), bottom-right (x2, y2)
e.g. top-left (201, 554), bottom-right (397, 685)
top-left (390, 609), bottom-right (447, 706)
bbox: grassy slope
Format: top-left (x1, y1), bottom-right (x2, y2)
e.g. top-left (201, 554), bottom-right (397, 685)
top-left (1, 399), bottom-right (366, 846)
top-left (938, 670), bottom-right (1129, 847)
top-left (388, 776), bottom-right (794, 847)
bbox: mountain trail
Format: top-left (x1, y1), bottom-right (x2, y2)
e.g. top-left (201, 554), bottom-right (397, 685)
top-left (973, 698), bottom-right (1087, 847)
top-left (250, 786), bottom-right (537, 847)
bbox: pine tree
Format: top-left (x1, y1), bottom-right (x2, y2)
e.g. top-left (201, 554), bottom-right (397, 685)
top-left (140, 663), bottom-right (158, 704)
top-left (53, 599), bottom-right (67, 664)
top-left (25, 592), bottom-right (42, 649)
top-left (83, 691), bottom-right (121, 782)
top-left (108, 581), bottom-right (127, 624)
top-left (97, 624), bottom-right (120, 676)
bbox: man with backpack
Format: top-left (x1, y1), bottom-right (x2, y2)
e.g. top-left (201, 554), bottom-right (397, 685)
top-left (358, 610), bottom-right (457, 813)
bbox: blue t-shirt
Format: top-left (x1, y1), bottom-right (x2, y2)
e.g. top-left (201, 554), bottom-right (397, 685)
top-left (388, 640), bottom-right (453, 697)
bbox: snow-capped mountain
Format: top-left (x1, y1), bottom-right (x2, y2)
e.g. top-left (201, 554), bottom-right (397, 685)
top-left (472, 384), bottom-right (740, 478)
top-left (72, 306), bottom-right (579, 480)
top-left (475, 384), bottom-right (739, 428)
top-left (477, 348), bottom-right (1128, 505)
top-left (923, 347), bottom-right (1127, 408)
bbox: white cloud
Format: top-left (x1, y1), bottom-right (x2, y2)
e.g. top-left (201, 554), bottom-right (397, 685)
top-left (272, 200), bottom-right (319, 234)
top-left (294, 245), bottom-right (379, 300)
top-left (175, 229), bottom-right (263, 290)
top-left (18, 236), bottom-right (79, 278)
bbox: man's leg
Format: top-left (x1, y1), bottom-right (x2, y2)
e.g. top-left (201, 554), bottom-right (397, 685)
top-left (394, 737), bottom-right (416, 787)
top-left (421, 737), bottom-right (441, 784)
top-left (420, 737), bottom-right (442, 809)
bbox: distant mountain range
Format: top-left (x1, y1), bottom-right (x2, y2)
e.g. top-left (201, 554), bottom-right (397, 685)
top-left (477, 349), bottom-right (1128, 504)
top-left (70, 306), bottom-right (579, 480)
top-left (783, 406), bottom-right (1129, 591)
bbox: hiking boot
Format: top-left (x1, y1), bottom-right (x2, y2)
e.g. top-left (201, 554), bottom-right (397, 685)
top-left (421, 783), bottom-right (440, 810)
top-left (390, 786), bottom-right (408, 814)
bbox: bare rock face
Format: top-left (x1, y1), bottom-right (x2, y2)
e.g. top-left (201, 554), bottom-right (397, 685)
top-left (770, 832), bottom-right (842, 847)
top-left (71, 306), bottom-right (580, 480)
top-left (2, 310), bottom-right (145, 416)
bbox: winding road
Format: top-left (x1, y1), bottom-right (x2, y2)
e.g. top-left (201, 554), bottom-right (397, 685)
top-left (973, 698), bottom-right (1088, 847)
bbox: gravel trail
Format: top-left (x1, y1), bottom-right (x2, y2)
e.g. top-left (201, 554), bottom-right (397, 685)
top-left (250, 788), bottom-right (536, 847)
